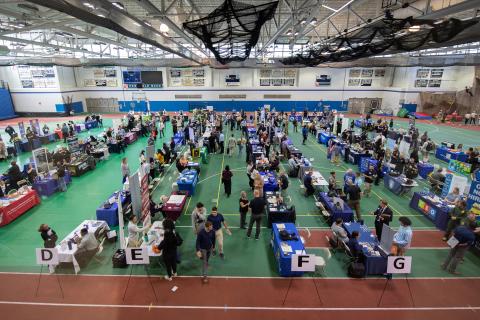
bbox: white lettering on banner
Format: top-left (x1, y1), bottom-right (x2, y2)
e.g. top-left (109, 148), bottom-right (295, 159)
top-left (387, 256), bottom-right (412, 274)
top-left (126, 247), bottom-right (150, 265)
top-left (36, 248), bottom-right (59, 266)
top-left (291, 254), bottom-right (316, 272)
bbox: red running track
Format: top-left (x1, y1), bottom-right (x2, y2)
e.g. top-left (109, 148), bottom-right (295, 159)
top-left (0, 273), bottom-right (478, 320)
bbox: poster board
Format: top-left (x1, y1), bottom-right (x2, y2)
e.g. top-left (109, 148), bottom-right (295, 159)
top-left (441, 173), bottom-right (469, 198)
top-left (32, 147), bottom-right (50, 174)
top-left (466, 181), bottom-right (480, 213)
top-left (398, 140), bottom-right (410, 158)
top-left (448, 159), bottom-right (471, 176)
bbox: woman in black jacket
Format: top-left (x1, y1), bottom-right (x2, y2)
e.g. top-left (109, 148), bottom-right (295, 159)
top-left (157, 227), bottom-right (181, 281)
top-left (222, 165), bottom-right (233, 197)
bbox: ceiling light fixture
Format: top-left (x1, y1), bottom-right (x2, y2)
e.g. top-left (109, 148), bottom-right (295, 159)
top-left (83, 2), bottom-right (94, 9)
top-left (133, 21), bottom-right (141, 27)
top-left (294, 31), bottom-right (299, 36)
top-left (408, 25), bottom-right (420, 32)
top-left (300, 18), bottom-right (307, 24)
top-left (159, 23), bottom-right (169, 33)
top-left (112, 2), bottom-right (124, 10)
top-left (97, 14), bottom-right (105, 18)
top-left (144, 21), bottom-right (152, 27)
top-left (286, 29), bottom-right (292, 36)
top-left (310, 17), bottom-right (317, 25)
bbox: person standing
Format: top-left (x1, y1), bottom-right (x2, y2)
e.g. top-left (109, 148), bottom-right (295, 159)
top-left (441, 222), bottom-right (477, 275)
top-left (207, 207), bottom-right (231, 259)
top-left (345, 179), bottom-right (362, 221)
top-left (191, 202), bottom-right (207, 235)
top-left (57, 161), bottom-right (67, 192)
top-left (303, 170), bottom-right (315, 197)
top-left (196, 221), bottom-right (215, 283)
top-left (373, 200), bottom-right (393, 241)
top-left (247, 190), bottom-right (267, 240)
top-left (127, 215), bottom-right (150, 247)
top-left (443, 200), bottom-right (467, 241)
top-left (218, 131), bottom-right (225, 154)
top-left (221, 165), bottom-right (233, 197)
top-left (363, 165), bottom-right (376, 198)
top-left (392, 217), bottom-right (413, 256)
top-left (121, 158), bottom-right (130, 184)
top-left (61, 123), bottom-right (69, 143)
top-left (157, 224), bottom-right (182, 281)
top-left (38, 224), bottom-right (58, 273)
top-left (227, 134), bottom-right (236, 157)
top-left (239, 191), bottom-right (249, 229)
top-left (302, 125), bottom-right (308, 145)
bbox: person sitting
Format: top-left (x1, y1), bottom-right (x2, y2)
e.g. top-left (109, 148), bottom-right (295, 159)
top-left (404, 158), bottom-right (419, 179)
top-left (269, 156), bottom-right (280, 172)
top-left (278, 172), bottom-right (289, 194)
top-left (6, 161), bottom-right (23, 190)
top-left (347, 231), bottom-right (364, 262)
top-left (42, 124), bottom-right (50, 135)
top-left (428, 168), bottom-right (446, 193)
top-left (26, 164), bottom-right (37, 184)
top-left (74, 228), bottom-right (99, 267)
top-left (445, 187), bottom-right (462, 205)
top-left (303, 170), bottom-right (315, 197)
top-left (176, 156), bottom-right (188, 173)
top-left (287, 155), bottom-right (299, 177)
top-left (331, 218), bottom-right (348, 243)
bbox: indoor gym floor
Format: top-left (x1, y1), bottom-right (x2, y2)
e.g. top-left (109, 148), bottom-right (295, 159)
top-left (0, 114), bottom-right (479, 320)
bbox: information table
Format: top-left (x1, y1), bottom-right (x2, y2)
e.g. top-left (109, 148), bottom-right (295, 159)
top-left (162, 194), bottom-right (187, 221)
top-left (417, 162), bottom-right (434, 179)
top-left (319, 132), bottom-right (336, 145)
top-left (124, 132), bottom-right (137, 145)
top-left (96, 191), bottom-right (131, 227)
top-left (272, 223), bottom-right (305, 277)
top-left (348, 149), bottom-right (370, 165)
top-left (0, 189), bottom-right (41, 227)
top-left (311, 171), bottom-right (329, 189)
top-left (39, 133), bottom-right (57, 145)
top-left (176, 170), bottom-right (198, 196)
top-left (435, 146), bottom-right (467, 163)
top-left (260, 171), bottom-right (279, 192)
top-left (317, 192), bottom-right (354, 223)
top-left (142, 220), bottom-right (165, 257)
top-left (383, 174), bottom-right (418, 195)
top-left (409, 192), bottom-right (452, 231)
top-left (32, 171), bottom-right (72, 197)
top-left (85, 120), bottom-right (98, 130)
top-left (67, 155), bottom-right (95, 177)
top-left (56, 220), bottom-right (109, 274)
top-left (266, 192), bottom-right (295, 227)
top-left (343, 222), bottom-right (388, 275)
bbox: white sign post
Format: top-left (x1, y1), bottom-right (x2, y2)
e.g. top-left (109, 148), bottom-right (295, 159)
top-left (36, 248), bottom-right (59, 266)
top-left (387, 256), bottom-right (412, 274)
top-left (291, 254), bottom-right (316, 272)
top-left (126, 247), bottom-right (150, 265)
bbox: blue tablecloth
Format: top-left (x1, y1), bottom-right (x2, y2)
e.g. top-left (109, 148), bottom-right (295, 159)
top-left (39, 133), bottom-right (56, 145)
top-left (32, 171), bottom-right (72, 197)
top-left (85, 120), bottom-right (98, 130)
top-left (272, 223), bottom-right (305, 277)
top-left (417, 162), bottom-right (434, 179)
top-left (177, 169), bottom-right (198, 196)
top-left (173, 132), bottom-right (184, 145)
top-left (252, 145), bottom-right (264, 158)
top-left (343, 222), bottom-right (388, 275)
top-left (359, 158), bottom-right (378, 174)
top-left (409, 192), bottom-right (450, 231)
top-left (96, 192), bottom-right (130, 227)
top-left (383, 174), bottom-right (415, 195)
top-left (319, 132), bottom-right (336, 145)
top-left (348, 150), bottom-right (369, 165)
top-left (318, 192), bottom-right (354, 223)
top-left (435, 147), bottom-right (467, 163)
top-left (260, 171), bottom-right (279, 192)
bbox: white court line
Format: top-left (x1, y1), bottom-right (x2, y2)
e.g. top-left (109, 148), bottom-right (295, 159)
top-left (0, 301), bottom-right (478, 311)
top-left (1, 272), bottom-right (480, 280)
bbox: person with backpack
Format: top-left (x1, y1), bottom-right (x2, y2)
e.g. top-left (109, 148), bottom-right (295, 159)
top-left (156, 222), bottom-right (182, 281)
top-left (421, 138), bottom-right (434, 162)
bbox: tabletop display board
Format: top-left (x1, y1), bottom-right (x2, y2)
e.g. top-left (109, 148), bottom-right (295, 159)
top-left (441, 173), bottom-right (469, 198)
top-left (32, 147), bottom-right (51, 175)
top-left (448, 159), bottom-right (471, 176)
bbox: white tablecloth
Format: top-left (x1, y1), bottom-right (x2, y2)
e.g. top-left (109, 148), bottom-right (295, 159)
top-left (311, 171), bottom-right (329, 187)
top-left (142, 220), bottom-right (165, 257)
top-left (56, 220), bottom-right (109, 274)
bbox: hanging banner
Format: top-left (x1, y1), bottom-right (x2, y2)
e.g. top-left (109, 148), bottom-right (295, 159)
top-left (140, 163), bottom-right (151, 226)
top-left (18, 122), bottom-right (26, 139)
top-left (34, 119), bottom-right (41, 136)
top-left (466, 181), bottom-right (480, 214)
top-left (117, 194), bottom-right (126, 249)
top-left (128, 172), bottom-right (141, 218)
top-left (448, 159), bottom-right (471, 176)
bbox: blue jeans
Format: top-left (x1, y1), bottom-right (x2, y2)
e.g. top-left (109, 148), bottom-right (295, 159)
top-left (58, 176), bottom-right (67, 192)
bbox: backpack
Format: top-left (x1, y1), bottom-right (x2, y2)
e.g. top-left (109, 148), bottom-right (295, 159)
top-left (348, 262), bottom-right (365, 278)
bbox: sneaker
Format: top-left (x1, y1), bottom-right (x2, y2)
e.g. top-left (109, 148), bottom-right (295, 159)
top-left (442, 237), bottom-right (447, 241)
top-left (219, 253), bottom-right (224, 259)
top-left (255, 237), bottom-right (259, 240)
top-left (172, 273), bottom-right (177, 277)
top-left (202, 276), bottom-right (208, 283)
top-left (164, 276), bottom-right (172, 281)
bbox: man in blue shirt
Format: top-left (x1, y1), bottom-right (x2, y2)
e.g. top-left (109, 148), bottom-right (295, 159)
top-left (196, 221), bottom-right (215, 283)
top-left (207, 207), bottom-right (231, 259)
top-left (441, 222), bottom-right (477, 275)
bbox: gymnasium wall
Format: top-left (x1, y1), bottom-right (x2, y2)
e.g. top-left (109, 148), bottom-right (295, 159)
top-left (0, 64), bottom-right (474, 115)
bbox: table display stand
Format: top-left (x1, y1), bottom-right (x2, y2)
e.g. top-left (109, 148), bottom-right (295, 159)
top-left (34, 265), bottom-right (65, 299)
top-left (377, 274), bottom-right (414, 307)
top-left (122, 263), bottom-right (158, 302)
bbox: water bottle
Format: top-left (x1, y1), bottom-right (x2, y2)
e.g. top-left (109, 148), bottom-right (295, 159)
top-left (67, 240), bottom-right (72, 250)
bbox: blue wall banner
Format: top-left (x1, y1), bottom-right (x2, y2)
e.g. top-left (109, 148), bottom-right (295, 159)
top-left (466, 181), bottom-right (480, 215)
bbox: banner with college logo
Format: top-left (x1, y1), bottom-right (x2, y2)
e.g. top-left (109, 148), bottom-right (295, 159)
top-left (466, 181), bottom-right (480, 214)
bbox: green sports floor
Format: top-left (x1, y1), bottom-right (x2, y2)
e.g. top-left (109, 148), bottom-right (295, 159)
top-left (1, 116), bottom-right (479, 278)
